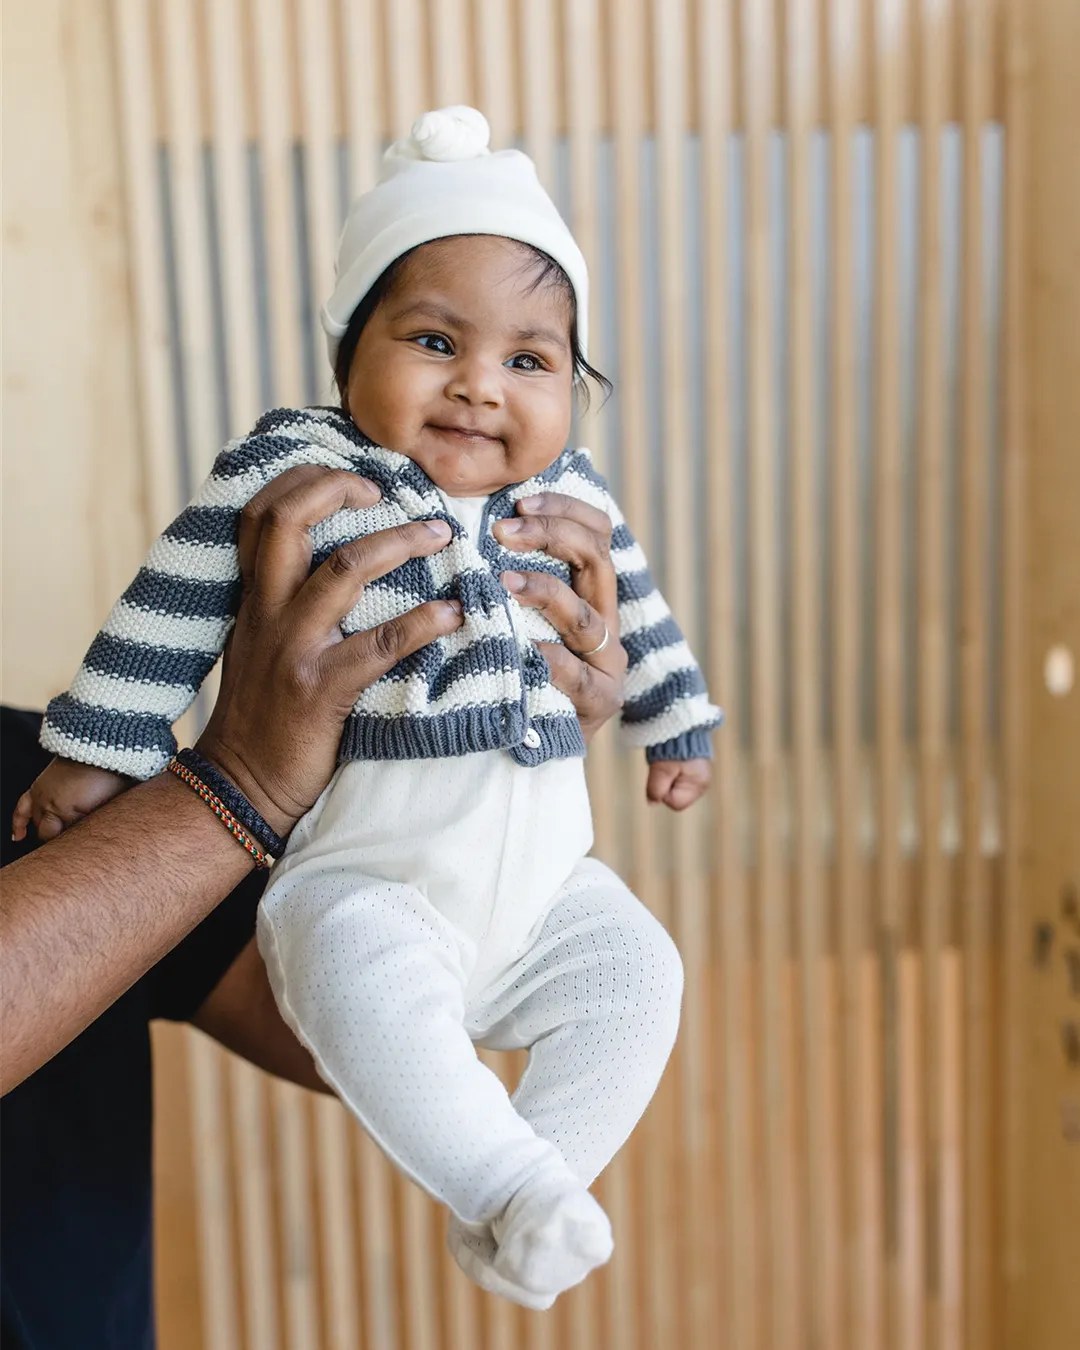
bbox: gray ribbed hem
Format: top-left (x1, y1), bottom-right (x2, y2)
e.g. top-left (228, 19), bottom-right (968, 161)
top-left (645, 726), bottom-right (720, 763)
top-left (506, 715), bottom-right (586, 766)
top-left (337, 707), bottom-right (587, 764)
top-left (339, 705), bottom-right (526, 761)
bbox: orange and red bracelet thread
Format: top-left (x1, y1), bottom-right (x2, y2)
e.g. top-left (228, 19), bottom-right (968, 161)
top-left (166, 756), bottom-right (276, 869)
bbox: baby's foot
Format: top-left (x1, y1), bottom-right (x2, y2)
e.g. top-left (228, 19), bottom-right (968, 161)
top-left (446, 1216), bottom-right (557, 1310)
top-left (491, 1172), bottom-right (613, 1299)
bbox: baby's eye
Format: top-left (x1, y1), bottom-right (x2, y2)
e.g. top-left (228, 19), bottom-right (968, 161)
top-left (507, 352), bottom-right (545, 372)
top-left (415, 333), bottom-right (453, 355)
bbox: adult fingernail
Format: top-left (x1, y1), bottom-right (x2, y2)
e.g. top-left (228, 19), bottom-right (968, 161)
top-left (444, 599), bottom-right (464, 615)
top-left (424, 519), bottom-right (451, 537)
top-left (359, 477), bottom-right (381, 495)
top-left (499, 518), bottom-right (525, 534)
top-left (502, 571), bottom-right (526, 592)
top-left (518, 495), bottom-right (543, 512)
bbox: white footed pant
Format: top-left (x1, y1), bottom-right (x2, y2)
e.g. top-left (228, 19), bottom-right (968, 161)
top-left (257, 751), bottom-right (683, 1305)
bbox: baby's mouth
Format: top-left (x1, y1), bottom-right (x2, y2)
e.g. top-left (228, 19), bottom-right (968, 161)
top-left (428, 424), bottom-right (502, 445)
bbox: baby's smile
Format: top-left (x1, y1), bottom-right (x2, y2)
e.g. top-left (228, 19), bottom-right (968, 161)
top-left (342, 235), bottom-right (575, 497)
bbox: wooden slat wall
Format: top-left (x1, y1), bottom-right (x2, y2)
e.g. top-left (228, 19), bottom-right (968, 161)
top-left (89, 2), bottom-right (1018, 1346)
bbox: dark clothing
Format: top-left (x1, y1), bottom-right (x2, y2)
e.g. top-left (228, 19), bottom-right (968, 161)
top-left (0, 708), bottom-right (264, 1349)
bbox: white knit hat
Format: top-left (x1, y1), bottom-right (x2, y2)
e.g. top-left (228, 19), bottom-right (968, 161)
top-left (321, 106), bottom-right (589, 365)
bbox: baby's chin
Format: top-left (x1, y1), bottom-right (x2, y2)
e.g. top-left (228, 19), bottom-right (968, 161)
top-left (410, 430), bottom-right (559, 498)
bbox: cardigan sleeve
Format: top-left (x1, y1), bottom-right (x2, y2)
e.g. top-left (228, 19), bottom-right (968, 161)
top-left (39, 429), bottom-right (299, 779)
top-left (610, 516), bottom-right (724, 761)
top-left (548, 449), bottom-right (724, 761)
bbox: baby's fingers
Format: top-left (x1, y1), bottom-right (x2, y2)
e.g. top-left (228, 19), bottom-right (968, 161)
top-left (646, 761), bottom-right (680, 805)
top-left (11, 791), bottom-right (33, 842)
top-left (34, 809), bottom-right (68, 842)
top-left (662, 775), bottom-right (706, 812)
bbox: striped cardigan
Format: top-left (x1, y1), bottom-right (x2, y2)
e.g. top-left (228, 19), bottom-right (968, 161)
top-left (42, 407), bottom-right (722, 779)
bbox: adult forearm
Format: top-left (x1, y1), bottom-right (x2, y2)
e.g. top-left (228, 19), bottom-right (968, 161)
top-left (0, 773), bottom-right (254, 1093)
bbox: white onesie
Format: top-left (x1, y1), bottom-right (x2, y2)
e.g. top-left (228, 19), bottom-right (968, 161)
top-left (256, 493), bottom-right (684, 1308)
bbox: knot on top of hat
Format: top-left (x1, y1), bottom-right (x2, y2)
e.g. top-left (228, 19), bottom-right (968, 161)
top-left (408, 106), bottom-right (491, 162)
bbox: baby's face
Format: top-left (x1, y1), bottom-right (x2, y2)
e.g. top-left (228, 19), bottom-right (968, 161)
top-left (343, 236), bottom-right (575, 496)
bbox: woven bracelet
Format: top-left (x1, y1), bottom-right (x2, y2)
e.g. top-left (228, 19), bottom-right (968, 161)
top-left (174, 747), bottom-right (287, 859)
top-left (166, 757), bottom-right (276, 869)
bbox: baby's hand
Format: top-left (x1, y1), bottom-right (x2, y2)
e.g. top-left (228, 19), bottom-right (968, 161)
top-left (645, 758), bottom-right (712, 812)
top-left (11, 757), bottom-right (132, 843)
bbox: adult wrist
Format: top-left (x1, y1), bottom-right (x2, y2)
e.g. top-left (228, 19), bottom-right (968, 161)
top-left (190, 735), bottom-right (302, 842)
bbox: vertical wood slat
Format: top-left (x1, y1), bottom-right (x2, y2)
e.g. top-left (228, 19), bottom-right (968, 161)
top-left (607, 6), bottom-right (653, 1346)
top-left (472, 0), bottom-right (516, 147)
top-left (228, 1062), bottom-right (282, 1350)
top-left (383, 0), bottom-right (426, 141)
top-left (785, 2), bottom-right (839, 1348)
top-left (741, 3), bottom-right (799, 1349)
top-left (185, 1035), bottom-right (242, 1350)
top-left (645, 0), bottom-right (686, 1342)
top-left (696, 4), bottom-right (755, 1349)
top-left (427, 0), bottom-right (471, 107)
top-left (272, 1083), bottom-right (321, 1350)
top-left (340, 0), bottom-right (384, 197)
top-left (250, 0), bottom-right (305, 407)
top-left (916, 3), bottom-right (951, 1348)
top-left (111, 0), bottom-right (179, 529)
top-left (159, 0), bottom-right (219, 478)
top-left (205, 0), bottom-right (261, 436)
top-left (651, 5), bottom-right (718, 1350)
top-left (312, 1097), bottom-right (361, 1350)
top-left (518, 0), bottom-right (558, 194)
top-left (959, 4), bottom-right (993, 1349)
top-left (826, 1), bottom-right (870, 1347)
top-left (293, 0), bottom-right (341, 402)
top-left (873, 3), bottom-right (907, 1349)
top-left (998, 0), bottom-right (1029, 1343)
top-left (354, 1134), bottom-right (401, 1350)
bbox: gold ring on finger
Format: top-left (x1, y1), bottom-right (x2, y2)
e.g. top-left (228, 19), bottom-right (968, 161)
top-left (577, 624), bottom-right (610, 658)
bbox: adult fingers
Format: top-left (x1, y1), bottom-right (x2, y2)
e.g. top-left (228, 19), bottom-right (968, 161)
top-left (290, 520), bottom-right (453, 642)
top-left (493, 493), bottom-right (618, 626)
top-left (502, 570), bottom-right (625, 674)
top-left (515, 491), bottom-right (613, 540)
top-left (536, 640), bottom-right (624, 744)
top-left (322, 599), bottom-right (464, 704)
top-left (239, 466), bottom-right (381, 609)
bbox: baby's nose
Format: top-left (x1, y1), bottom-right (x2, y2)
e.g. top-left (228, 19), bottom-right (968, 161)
top-left (446, 355), bottom-right (503, 407)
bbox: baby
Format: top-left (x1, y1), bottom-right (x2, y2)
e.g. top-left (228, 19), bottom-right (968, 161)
top-left (17, 107), bottom-right (722, 1308)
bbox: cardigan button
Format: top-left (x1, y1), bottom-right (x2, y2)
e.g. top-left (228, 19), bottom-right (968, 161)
top-left (522, 727), bottom-right (541, 750)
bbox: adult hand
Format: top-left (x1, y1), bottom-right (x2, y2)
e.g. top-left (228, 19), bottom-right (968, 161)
top-left (493, 493), bottom-right (627, 743)
top-left (196, 465), bottom-right (462, 836)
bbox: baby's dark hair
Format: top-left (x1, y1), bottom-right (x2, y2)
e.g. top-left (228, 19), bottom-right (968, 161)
top-left (332, 238), bottom-right (611, 409)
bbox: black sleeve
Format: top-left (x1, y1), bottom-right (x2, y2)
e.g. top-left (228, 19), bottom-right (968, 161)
top-left (146, 867), bottom-right (267, 1023)
top-left (0, 704), bottom-right (267, 1025)
top-left (1, 706), bottom-right (52, 870)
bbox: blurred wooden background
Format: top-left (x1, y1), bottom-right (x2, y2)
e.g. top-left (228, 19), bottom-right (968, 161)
top-left (2, 1), bottom-right (1077, 1348)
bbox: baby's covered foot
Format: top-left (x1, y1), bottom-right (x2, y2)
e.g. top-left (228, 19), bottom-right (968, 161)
top-left (491, 1170), bottom-right (613, 1300)
top-left (446, 1217), bottom-right (558, 1310)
